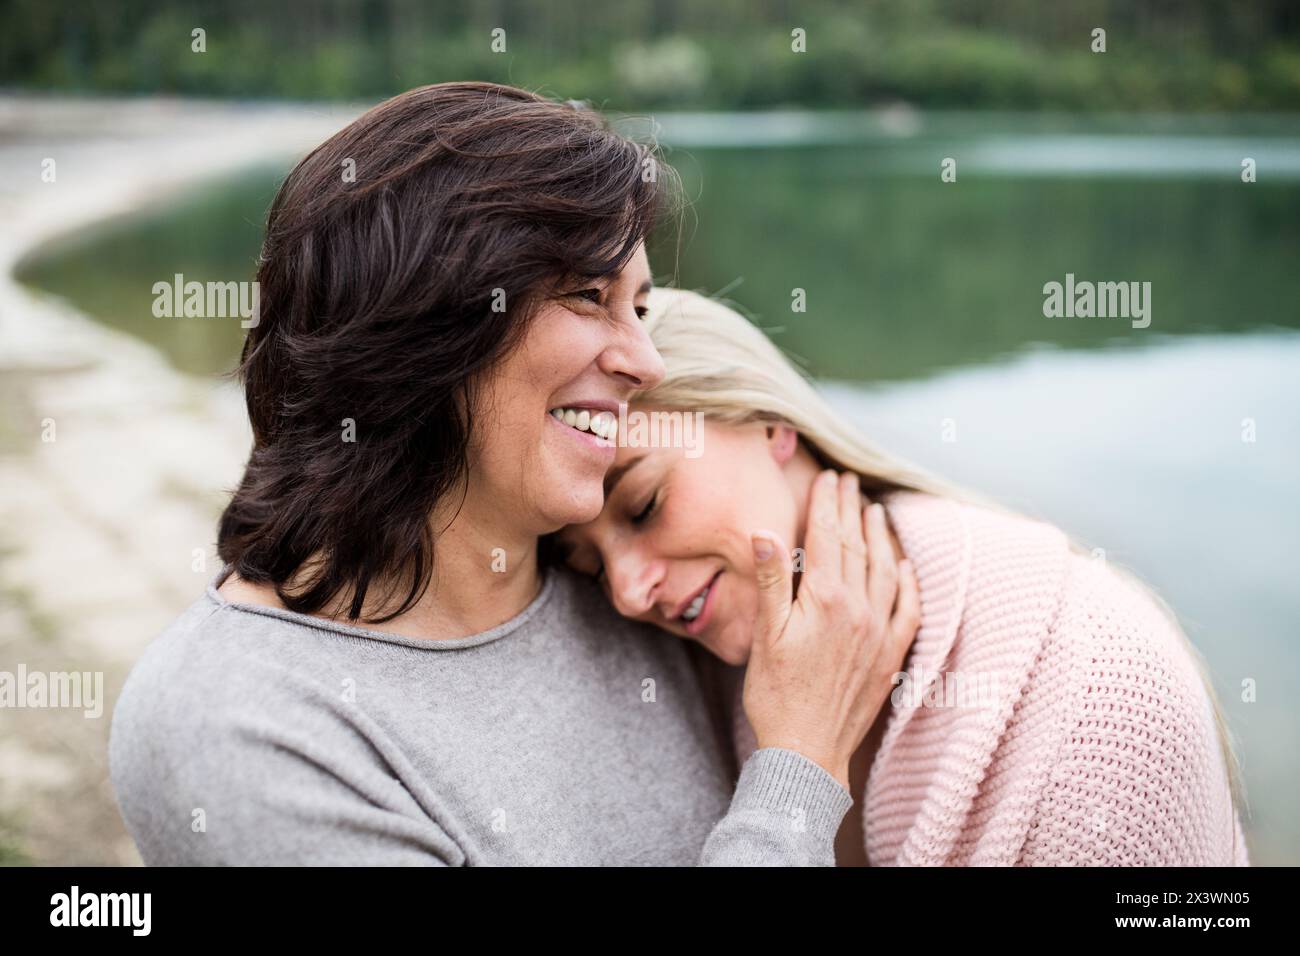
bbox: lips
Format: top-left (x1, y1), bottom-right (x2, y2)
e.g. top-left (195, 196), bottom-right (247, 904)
top-left (547, 399), bottom-right (622, 444)
top-left (550, 406), bottom-right (617, 441)
top-left (674, 570), bottom-right (721, 627)
top-left (549, 398), bottom-right (621, 417)
top-left (546, 399), bottom-right (622, 454)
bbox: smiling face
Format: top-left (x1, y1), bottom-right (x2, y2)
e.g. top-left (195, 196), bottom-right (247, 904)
top-left (468, 245), bottom-right (664, 537)
top-left (556, 411), bottom-right (820, 665)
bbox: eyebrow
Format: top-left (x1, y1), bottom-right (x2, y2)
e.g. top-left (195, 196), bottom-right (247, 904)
top-left (637, 279), bottom-right (653, 295)
top-left (604, 453), bottom-right (647, 498)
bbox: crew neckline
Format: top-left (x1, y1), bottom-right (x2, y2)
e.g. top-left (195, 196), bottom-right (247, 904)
top-left (204, 566), bottom-right (558, 651)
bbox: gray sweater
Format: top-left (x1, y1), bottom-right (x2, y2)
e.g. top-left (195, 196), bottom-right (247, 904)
top-left (109, 566), bottom-right (853, 865)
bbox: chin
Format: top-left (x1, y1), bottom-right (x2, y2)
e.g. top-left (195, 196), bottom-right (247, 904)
top-left (707, 625), bottom-right (753, 667)
top-left (716, 647), bottom-right (749, 667)
top-left (541, 483), bottom-right (605, 529)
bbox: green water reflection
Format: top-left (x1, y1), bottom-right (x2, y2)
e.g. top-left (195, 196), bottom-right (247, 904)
top-left (17, 120), bottom-right (1300, 381)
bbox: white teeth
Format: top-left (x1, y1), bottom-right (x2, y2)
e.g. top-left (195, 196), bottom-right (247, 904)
top-left (549, 407), bottom-right (617, 442)
top-left (681, 586), bottom-right (710, 621)
top-left (591, 411), bottom-right (616, 441)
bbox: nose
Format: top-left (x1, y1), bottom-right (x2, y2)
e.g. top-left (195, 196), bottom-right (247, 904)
top-left (597, 307), bottom-right (666, 390)
top-left (606, 548), bottom-right (665, 620)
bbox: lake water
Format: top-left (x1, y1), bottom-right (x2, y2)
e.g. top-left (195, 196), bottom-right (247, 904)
top-left (16, 112), bottom-right (1300, 863)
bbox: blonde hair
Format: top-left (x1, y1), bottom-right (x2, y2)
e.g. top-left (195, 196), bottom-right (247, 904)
top-left (639, 286), bottom-right (1246, 823)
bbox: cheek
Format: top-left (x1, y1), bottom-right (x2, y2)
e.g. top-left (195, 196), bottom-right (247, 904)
top-left (474, 310), bottom-right (605, 485)
top-left (664, 472), bottom-right (752, 562)
top-left (724, 464), bottom-right (801, 553)
top-left (717, 584), bottom-right (761, 665)
top-left (696, 453), bottom-right (798, 661)
top-left (521, 308), bottom-right (603, 382)
top-left (672, 443), bottom-right (801, 563)
top-left (491, 309), bottom-right (605, 431)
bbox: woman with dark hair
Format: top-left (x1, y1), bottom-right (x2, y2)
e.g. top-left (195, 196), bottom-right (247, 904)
top-left (109, 82), bottom-right (917, 865)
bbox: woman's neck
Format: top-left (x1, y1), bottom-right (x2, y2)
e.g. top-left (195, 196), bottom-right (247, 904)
top-left (787, 447), bottom-right (905, 560)
top-left (219, 496), bottom-right (544, 642)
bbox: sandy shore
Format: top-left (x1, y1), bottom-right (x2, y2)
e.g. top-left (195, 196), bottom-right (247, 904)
top-left (0, 95), bottom-right (359, 863)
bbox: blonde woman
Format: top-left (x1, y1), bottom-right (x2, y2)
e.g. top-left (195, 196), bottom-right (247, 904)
top-left (555, 287), bottom-right (1249, 866)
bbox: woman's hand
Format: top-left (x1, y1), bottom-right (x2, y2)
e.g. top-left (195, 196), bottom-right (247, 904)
top-left (741, 470), bottom-right (921, 790)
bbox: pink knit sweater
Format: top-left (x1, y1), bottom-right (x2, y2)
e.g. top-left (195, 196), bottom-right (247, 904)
top-left (732, 491), bottom-right (1249, 866)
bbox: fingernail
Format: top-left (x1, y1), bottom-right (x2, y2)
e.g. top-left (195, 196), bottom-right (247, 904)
top-left (752, 536), bottom-right (773, 561)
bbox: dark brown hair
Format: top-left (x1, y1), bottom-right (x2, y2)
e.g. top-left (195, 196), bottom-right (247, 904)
top-left (217, 82), bottom-right (678, 621)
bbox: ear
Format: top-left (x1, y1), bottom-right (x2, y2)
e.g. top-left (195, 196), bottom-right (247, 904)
top-left (765, 423), bottom-right (798, 466)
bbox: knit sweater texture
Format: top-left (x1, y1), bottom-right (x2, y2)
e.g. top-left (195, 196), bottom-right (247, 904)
top-left (733, 491), bottom-right (1249, 866)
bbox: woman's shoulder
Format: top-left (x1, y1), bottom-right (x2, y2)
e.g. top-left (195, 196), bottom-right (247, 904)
top-left (882, 490), bottom-right (1071, 570)
top-left (107, 593), bottom-right (318, 849)
top-left (872, 492), bottom-right (1240, 864)
top-left (1019, 554), bottom-right (1242, 864)
top-left (109, 577), bottom-right (400, 776)
top-left (110, 590), bottom-right (317, 741)
top-left (117, 590), bottom-right (247, 692)
top-left (886, 491), bottom-right (1179, 640)
top-left (883, 491), bottom-right (1208, 746)
top-left (882, 490), bottom-right (1073, 650)
top-left (118, 583), bottom-right (330, 686)
top-left (1052, 550), bottom-right (1209, 703)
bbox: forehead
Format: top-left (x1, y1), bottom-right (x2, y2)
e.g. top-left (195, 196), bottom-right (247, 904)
top-left (611, 243), bottom-right (651, 285)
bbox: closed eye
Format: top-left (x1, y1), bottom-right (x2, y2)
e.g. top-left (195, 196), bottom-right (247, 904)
top-left (631, 492), bottom-right (657, 525)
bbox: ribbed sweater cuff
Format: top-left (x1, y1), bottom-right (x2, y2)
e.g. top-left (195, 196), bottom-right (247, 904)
top-left (734, 747), bottom-right (854, 846)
